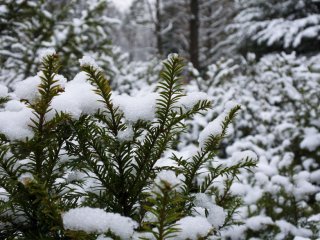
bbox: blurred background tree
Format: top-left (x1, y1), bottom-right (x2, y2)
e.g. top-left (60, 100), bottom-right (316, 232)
top-left (0, 0), bottom-right (125, 86)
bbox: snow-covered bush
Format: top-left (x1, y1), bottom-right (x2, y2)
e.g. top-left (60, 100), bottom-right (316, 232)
top-left (113, 58), bottom-right (161, 94)
top-left (183, 52), bottom-right (320, 239)
top-left (0, 52), bottom-right (256, 239)
top-left (229, 0), bottom-right (320, 55)
top-left (0, 0), bottom-right (125, 86)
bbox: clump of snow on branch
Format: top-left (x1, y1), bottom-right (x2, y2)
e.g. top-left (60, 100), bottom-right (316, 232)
top-left (245, 216), bottom-right (273, 231)
top-left (198, 101), bottom-right (240, 148)
top-left (198, 114), bottom-right (224, 148)
top-left (164, 53), bottom-right (179, 63)
top-left (0, 107), bottom-right (33, 140)
top-left (38, 48), bottom-right (56, 61)
top-left (229, 150), bottom-right (258, 166)
top-left (177, 92), bottom-right (210, 112)
top-left (79, 55), bottom-right (101, 71)
top-left (154, 170), bottom-right (183, 190)
top-left (113, 93), bottom-right (158, 122)
top-left (194, 193), bottom-right (226, 228)
top-left (63, 207), bottom-right (137, 238)
top-left (4, 100), bottom-right (25, 112)
top-left (18, 172), bottom-right (34, 185)
top-left (117, 125), bottom-right (134, 142)
top-left (14, 72), bottom-right (67, 102)
top-left (300, 127), bottom-right (320, 151)
top-left (51, 72), bottom-right (103, 118)
top-left (14, 75), bottom-right (42, 102)
top-left (0, 85), bottom-right (8, 98)
top-left (175, 216), bottom-right (212, 240)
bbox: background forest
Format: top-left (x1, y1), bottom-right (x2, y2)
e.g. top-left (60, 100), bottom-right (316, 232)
top-left (0, 0), bottom-right (319, 239)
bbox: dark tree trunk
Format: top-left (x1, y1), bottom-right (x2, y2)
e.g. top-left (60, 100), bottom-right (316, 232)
top-left (155, 0), bottom-right (163, 55)
top-left (189, 0), bottom-right (199, 69)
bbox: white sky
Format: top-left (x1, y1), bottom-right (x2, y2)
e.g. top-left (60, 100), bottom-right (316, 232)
top-left (111, 0), bottom-right (134, 12)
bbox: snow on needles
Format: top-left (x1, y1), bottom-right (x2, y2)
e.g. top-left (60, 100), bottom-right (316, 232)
top-left (113, 93), bottom-right (158, 122)
top-left (38, 48), bottom-right (56, 61)
top-left (117, 125), bottom-right (134, 142)
top-left (198, 101), bottom-right (240, 148)
top-left (63, 207), bottom-right (137, 238)
top-left (175, 216), bottom-right (212, 240)
top-left (0, 84), bottom-right (8, 98)
top-left (0, 107), bottom-right (33, 140)
top-left (194, 193), bottom-right (226, 228)
top-left (177, 92), bottom-right (210, 112)
top-left (154, 170), bottom-right (183, 190)
top-left (79, 55), bottom-right (101, 70)
top-left (14, 72), bottom-right (67, 102)
top-left (198, 114), bottom-right (224, 148)
top-left (300, 127), bottom-right (320, 151)
top-left (230, 150), bottom-right (258, 165)
top-left (51, 72), bottom-right (103, 118)
top-left (246, 216), bottom-right (273, 231)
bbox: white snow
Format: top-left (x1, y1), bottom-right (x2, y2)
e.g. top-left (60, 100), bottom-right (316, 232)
top-left (198, 101), bottom-right (240, 148)
top-left (113, 93), bottom-right (158, 122)
top-left (111, 0), bottom-right (133, 12)
top-left (194, 193), bottom-right (213, 208)
top-left (224, 100), bottom-right (240, 112)
top-left (275, 220), bottom-right (312, 238)
top-left (207, 204), bottom-right (226, 228)
top-left (300, 127), bottom-right (320, 151)
top-left (18, 172), bottom-right (34, 185)
top-left (63, 207), bottom-right (137, 238)
top-left (167, 53), bottom-right (179, 61)
top-left (96, 235), bottom-right (113, 240)
top-left (0, 107), bottom-right (33, 140)
top-left (230, 150), bottom-right (258, 165)
top-left (293, 237), bottom-right (311, 240)
top-left (198, 114), bottom-right (224, 148)
top-left (117, 125), bottom-right (134, 142)
top-left (308, 214), bottom-right (320, 222)
top-left (310, 169), bottom-right (320, 184)
top-left (51, 72), bottom-right (103, 118)
top-left (177, 92), bottom-right (210, 112)
top-left (235, 12), bottom-right (320, 49)
top-left (14, 72), bottom-right (67, 102)
top-left (271, 175), bottom-right (291, 188)
top-left (0, 85), bottom-right (8, 98)
top-left (4, 100), bottom-right (25, 112)
top-left (194, 193), bottom-right (226, 228)
top-left (176, 216), bottom-right (212, 240)
top-left (246, 216), bottom-right (273, 230)
top-left (254, 172), bottom-right (269, 185)
top-left (14, 75), bottom-right (41, 102)
top-left (38, 48), bottom-right (56, 61)
top-left (154, 170), bottom-right (182, 189)
top-left (79, 56), bottom-right (101, 70)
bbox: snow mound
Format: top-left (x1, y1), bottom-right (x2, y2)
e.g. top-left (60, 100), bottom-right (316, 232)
top-left (176, 216), bottom-right (212, 240)
top-left (113, 93), bottom-right (158, 122)
top-left (63, 207), bottom-right (137, 238)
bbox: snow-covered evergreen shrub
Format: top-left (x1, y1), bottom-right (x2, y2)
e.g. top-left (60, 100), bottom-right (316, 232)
top-left (184, 52), bottom-right (320, 239)
top-left (0, 52), bottom-right (256, 239)
top-left (113, 58), bottom-right (162, 94)
top-left (229, 0), bottom-right (320, 55)
top-left (0, 51), bottom-right (75, 239)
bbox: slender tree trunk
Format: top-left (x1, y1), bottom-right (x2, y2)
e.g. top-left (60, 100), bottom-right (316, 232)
top-left (155, 0), bottom-right (163, 55)
top-left (189, 0), bottom-right (199, 69)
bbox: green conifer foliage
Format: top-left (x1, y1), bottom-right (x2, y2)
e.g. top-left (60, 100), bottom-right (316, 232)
top-left (65, 54), bottom-right (256, 238)
top-left (0, 53), bottom-right (77, 239)
top-left (0, 53), bottom-right (256, 239)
